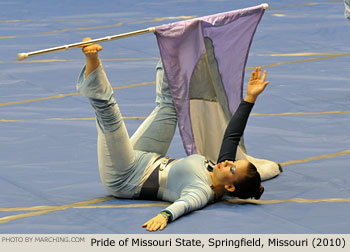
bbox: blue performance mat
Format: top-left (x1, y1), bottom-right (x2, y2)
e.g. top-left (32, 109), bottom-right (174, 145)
top-left (0, 0), bottom-right (349, 233)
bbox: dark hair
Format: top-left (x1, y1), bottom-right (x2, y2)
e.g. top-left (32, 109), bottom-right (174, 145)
top-left (228, 162), bottom-right (264, 200)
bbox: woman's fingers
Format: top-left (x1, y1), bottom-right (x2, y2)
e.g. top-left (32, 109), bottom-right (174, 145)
top-left (142, 221), bottom-right (153, 231)
top-left (262, 70), bottom-right (267, 82)
top-left (150, 223), bottom-right (157, 231)
top-left (257, 67), bottom-right (261, 79)
top-left (142, 221), bottom-right (149, 227)
top-left (145, 222), bottom-right (160, 231)
top-left (142, 219), bottom-right (164, 232)
top-left (152, 223), bottom-right (162, 231)
top-left (250, 70), bottom-right (255, 81)
top-left (250, 67), bottom-right (267, 82)
top-left (250, 71), bottom-right (256, 81)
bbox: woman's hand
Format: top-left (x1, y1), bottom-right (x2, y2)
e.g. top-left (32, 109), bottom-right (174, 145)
top-left (142, 214), bottom-right (168, 232)
top-left (244, 67), bottom-right (269, 103)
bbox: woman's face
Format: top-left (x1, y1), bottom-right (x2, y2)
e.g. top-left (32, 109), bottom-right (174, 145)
top-left (213, 159), bottom-right (250, 186)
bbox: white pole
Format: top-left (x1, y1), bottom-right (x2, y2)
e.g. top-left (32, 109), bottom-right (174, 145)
top-left (17, 27), bottom-right (156, 61)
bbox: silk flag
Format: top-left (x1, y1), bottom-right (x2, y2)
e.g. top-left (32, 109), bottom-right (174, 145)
top-left (345, 0), bottom-right (350, 22)
top-left (155, 4), bottom-right (281, 180)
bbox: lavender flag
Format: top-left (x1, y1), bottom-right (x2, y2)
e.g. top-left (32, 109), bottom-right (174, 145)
top-left (155, 4), bottom-right (266, 160)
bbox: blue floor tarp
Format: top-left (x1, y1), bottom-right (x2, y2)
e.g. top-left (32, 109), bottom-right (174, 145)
top-left (0, 0), bottom-right (349, 234)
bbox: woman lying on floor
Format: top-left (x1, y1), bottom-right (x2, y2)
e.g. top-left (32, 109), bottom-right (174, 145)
top-left (77, 38), bottom-right (268, 231)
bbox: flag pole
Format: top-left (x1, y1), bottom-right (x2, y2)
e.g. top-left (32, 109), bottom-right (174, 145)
top-left (17, 27), bottom-right (156, 61)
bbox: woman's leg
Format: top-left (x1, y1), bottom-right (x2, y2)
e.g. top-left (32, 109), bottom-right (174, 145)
top-left (77, 62), bottom-right (139, 197)
top-left (131, 61), bottom-right (177, 156)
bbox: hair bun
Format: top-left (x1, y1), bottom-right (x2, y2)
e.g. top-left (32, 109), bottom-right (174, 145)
top-left (254, 185), bottom-right (264, 200)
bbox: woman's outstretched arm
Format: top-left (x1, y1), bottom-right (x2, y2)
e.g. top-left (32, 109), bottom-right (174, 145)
top-left (217, 67), bottom-right (269, 163)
